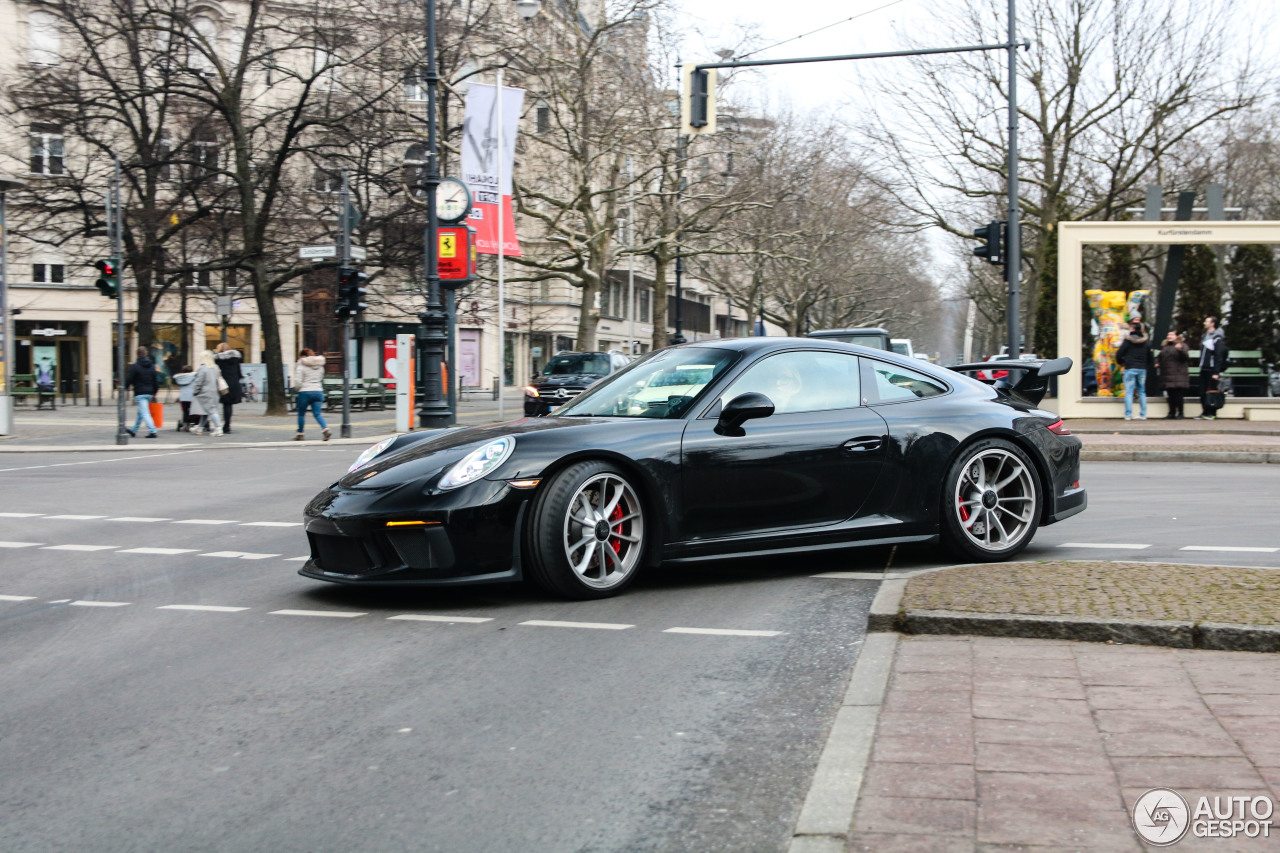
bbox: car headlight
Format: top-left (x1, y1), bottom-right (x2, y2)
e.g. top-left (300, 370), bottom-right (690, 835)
top-left (348, 437), bottom-right (396, 473)
top-left (438, 436), bottom-right (515, 490)
top-left (524, 385), bottom-right (540, 397)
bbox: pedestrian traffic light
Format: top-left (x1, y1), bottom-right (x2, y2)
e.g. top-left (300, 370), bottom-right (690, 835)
top-left (94, 258), bottom-right (120, 299)
top-left (335, 266), bottom-right (368, 318)
top-left (680, 63), bottom-right (717, 135)
top-left (973, 221), bottom-right (1005, 265)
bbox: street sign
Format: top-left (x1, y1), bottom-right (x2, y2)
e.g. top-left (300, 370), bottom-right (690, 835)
top-left (437, 225), bottom-right (476, 287)
top-left (299, 245), bottom-right (367, 261)
top-left (216, 295), bottom-right (234, 316)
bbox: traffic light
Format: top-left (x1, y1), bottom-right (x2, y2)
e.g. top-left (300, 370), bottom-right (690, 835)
top-left (335, 266), bottom-right (368, 318)
top-left (973, 221), bottom-right (1005, 265)
top-left (94, 258), bottom-right (120, 299)
top-left (680, 63), bottom-right (717, 135)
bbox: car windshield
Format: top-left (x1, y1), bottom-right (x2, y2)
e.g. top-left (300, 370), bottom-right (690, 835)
top-left (544, 353), bottom-right (610, 376)
top-left (556, 347), bottom-right (738, 419)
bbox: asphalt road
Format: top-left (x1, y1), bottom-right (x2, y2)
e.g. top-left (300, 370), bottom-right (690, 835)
top-left (0, 452), bottom-right (1276, 852)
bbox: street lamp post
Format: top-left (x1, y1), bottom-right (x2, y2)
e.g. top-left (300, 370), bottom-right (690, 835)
top-left (0, 175), bottom-right (26, 437)
top-left (416, 0), bottom-right (452, 429)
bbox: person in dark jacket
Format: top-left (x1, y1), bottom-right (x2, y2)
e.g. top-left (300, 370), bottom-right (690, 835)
top-left (214, 342), bottom-right (244, 434)
top-left (1155, 331), bottom-right (1190, 419)
top-left (1197, 316), bottom-right (1228, 419)
top-left (1114, 319), bottom-right (1151, 420)
top-left (124, 347), bottom-right (160, 438)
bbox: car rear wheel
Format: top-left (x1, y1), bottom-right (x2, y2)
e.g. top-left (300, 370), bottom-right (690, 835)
top-left (941, 438), bottom-right (1041, 562)
top-left (526, 460), bottom-right (647, 599)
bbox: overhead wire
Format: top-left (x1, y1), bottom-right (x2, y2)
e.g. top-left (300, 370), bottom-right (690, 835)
top-left (734, 0), bottom-right (910, 61)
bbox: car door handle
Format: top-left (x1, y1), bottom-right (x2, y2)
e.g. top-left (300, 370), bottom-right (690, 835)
top-left (843, 436), bottom-right (883, 452)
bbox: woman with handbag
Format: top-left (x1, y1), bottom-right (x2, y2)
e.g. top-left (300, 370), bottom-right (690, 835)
top-left (191, 351), bottom-right (225, 436)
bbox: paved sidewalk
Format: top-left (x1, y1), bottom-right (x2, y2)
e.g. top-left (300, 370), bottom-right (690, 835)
top-left (849, 635), bottom-right (1280, 851)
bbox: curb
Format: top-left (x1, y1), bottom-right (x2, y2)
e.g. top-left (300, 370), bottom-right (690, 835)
top-left (1081, 450), bottom-right (1280, 464)
top-left (868, 589), bottom-right (1280, 653)
top-left (788, 632), bottom-right (899, 852)
top-left (0, 435), bottom-right (395, 453)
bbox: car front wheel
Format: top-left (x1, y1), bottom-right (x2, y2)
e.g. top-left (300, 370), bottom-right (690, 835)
top-left (941, 438), bottom-right (1041, 562)
top-left (526, 460), bottom-right (647, 599)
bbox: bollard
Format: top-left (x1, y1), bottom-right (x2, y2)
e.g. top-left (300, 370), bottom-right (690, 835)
top-left (97, 380), bottom-right (103, 407)
top-left (492, 376), bottom-right (499, 401)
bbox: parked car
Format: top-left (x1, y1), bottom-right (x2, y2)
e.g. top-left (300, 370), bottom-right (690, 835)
top-left (300, 338), bottom-right (1086, 599)
top-left (807, 327), bottom-right (892, 350)
top-left (523, 351), bottom-right (630, 416)
top-left (891, 338), bottom-right (914, 359)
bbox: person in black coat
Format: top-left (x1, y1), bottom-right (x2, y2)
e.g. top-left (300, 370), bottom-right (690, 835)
top-left (124, 347), bottom-right (161, 438)
top-left (1197, 316), bottom-right (1228, 419)
top-left (214, 342), bottom-right (244, 434)
top-left (1114, 319), bottom-right (1151, 420)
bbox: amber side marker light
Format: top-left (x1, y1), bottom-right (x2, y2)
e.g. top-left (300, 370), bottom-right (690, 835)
top-left (385, 520), bottom-right (441, 527)
top-left (508, 479), bottom-right (541, 489)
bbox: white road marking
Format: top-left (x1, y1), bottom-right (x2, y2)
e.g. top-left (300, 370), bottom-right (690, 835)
top-left (108, 517), bottom-right (171, 523)
top-left (200, 551), bottom-right (280, 560)
top-left (284, 556), bottom-right (310, 562)
top-left (1180, 545), bottom-right (1279, 553)
top-left (158, 604), bottom-right (250, 612)
top-left (0, 512), bottom-right (43, 518)
top-left (0, 595), bottom-right (37, 601)
top-left (518, 620), bottom-right (634, 630)
top-left (270, 609), bottom-right (367, 618)
top-left (119, 547), bottom-right (196, 555)
top-left (68, 600), bottom-right (130, 607)
top-left (1058, 542), bottom-right (1152, 549)
top-left (0, 541), bottom-right (43, 548)
top-left (0, 450), bottom-right (203, 472)
top-left (241, 521), bottom-right (302, 528)
top-left (44, 515), bottom-right (106, 520)
top-left (388, 614), bottom-right (494, 624)
top-left (664, 627), bottom-right (784, 637)
top-left (174, 519), bottom-right (239, 525)
top-left (42, 544), bottom-right (119, 552)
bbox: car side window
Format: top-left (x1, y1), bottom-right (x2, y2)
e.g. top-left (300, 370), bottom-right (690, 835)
top-left (871, 362), bottom-right (948, 403)
top-left (719, 351), bottom-right (861, 414)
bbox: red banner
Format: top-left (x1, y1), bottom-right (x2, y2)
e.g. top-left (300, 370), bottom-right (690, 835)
top-left (469, 196), bottom-right (521, 257)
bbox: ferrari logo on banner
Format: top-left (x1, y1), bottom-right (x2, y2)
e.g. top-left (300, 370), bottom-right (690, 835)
top-left (461, 82), bottom-right (525, 257)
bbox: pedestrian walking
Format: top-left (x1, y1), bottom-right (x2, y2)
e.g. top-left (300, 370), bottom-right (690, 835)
top-left (191, 350), bottom-right (224, 436)
top-left (124, 347), bottom-right (160, 438)
top-left (173, 364), bottom-right (196, 431)
top-left (1114, 319), bottom-right (1151, 420)
top-left (293, 348), bottom-right (331, 441)
top-left (214, 342), bottom-right (244, 434)
top-left (1155, 331), bottom-right (1190, 419)
top-left (1196, 316), bottom-right (1228, 419)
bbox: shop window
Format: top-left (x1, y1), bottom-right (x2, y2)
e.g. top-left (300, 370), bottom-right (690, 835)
top-left (205, 324), bottom-right (251, 357)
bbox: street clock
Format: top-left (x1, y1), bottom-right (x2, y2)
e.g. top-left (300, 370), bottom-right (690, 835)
top-left (436, 177), bottom-right (472, 224)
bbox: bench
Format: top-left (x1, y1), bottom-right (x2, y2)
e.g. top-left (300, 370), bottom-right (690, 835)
top-left (1187, 350), bottom-right (1272, 398)
top-left (288, 379), bottom-right (389, 412)
top-left (10, 374), bottom-right (56, 409)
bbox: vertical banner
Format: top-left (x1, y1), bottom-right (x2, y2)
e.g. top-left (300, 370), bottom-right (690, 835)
top-left (461, 83), bottom-right (525, 256)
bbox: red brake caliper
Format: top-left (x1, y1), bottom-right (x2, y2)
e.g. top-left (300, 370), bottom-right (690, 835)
top-left (958, 499), bottom-right (970, 523)
top-left (610, 503), bottom-right (624, 554)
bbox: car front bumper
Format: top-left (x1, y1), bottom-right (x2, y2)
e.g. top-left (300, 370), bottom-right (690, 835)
top-left (299, 479), bottom-right (530, 586)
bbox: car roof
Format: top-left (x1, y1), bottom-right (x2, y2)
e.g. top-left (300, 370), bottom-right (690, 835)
top-left (684, 336), bottom-right (932, 366)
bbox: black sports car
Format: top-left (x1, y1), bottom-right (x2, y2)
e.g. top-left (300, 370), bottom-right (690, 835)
top-left (300, 339), bottom-right (1086, 599)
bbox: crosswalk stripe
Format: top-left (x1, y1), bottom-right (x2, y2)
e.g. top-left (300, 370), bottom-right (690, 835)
top-left (1180, 545), bottom-right (1279, 553)
top-left (108, 517), bottom-right (171, 523)
top-left (270, 609), bottom-right (366, 618)
top-left (0, 512), bottom-right (43, 518)
top-left (0, 541), bottom-right (43, 548)
top-left (518, 620), bottom-right (633, 630)
top-left (44, 515), bottom-right (106, 520)
top-left (68, 601), bottom-right (130, 607)
top-left (42, 544), bottom-right (119, 552)
top-left (664, 627), bottom-right (783, 637)
top-left (158, 604), bottom-right (250, 612)
top-left (0, 595), bottom-right (37, 601)
top-left (241, 521), bottom-right (302, 527)
top-left (173, 519), bottom-right (239, 525)
top-left (119, 547), bottom-right (196, 555)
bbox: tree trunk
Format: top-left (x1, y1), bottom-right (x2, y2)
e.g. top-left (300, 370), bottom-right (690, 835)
top-left (252, 261), bottom-right (288, 416)
top-left (650, 252), bottom-right (670, 351)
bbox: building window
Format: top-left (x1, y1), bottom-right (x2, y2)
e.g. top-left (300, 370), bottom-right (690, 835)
top-left (29, 126), bottom-right (64, 176)
top-left (638, 288), bottom-right (650, 323)
top-left (155, 130), bottom-right (172, 180)
top-left (190, 15), bottom-right (217, 75)
top-left (536, 106), bottom-right (551, 134)
top-left (404, 67), bottom-right (427, 101)
top-left (28, 10), bottom-right (60, 65)
top-left (32, 263), bottom-right (65, 284)
top-left (313, 45), bottom-right (340, 90)
top-left (313, 165), bottom-right (341, 193)
top-left (191, 130), bottom-right (219, 181)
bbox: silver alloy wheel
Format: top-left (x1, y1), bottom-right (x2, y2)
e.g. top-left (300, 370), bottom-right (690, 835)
top-left (953, 447), bottom-right (1036, 552)
top-left (561, 472), bottom-right (645, 589)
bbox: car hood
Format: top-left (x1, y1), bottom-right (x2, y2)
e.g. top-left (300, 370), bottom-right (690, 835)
top-left (531, 373), bottom-right (606, 386)
top-left (338, 416), bottom-right (613, 489)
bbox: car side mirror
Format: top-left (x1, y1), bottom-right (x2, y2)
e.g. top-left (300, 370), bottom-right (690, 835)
top-left (716, 392), bottom-right (775, 436)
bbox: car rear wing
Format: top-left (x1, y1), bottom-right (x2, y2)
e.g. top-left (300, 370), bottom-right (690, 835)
top-left (949, 357), bottom-right (1073, 406)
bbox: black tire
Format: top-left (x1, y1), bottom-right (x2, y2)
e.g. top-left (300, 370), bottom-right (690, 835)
top-left (940, 437), bottom-right (1042, 562)
top-left (525, 460), bottom-right (648, 599)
